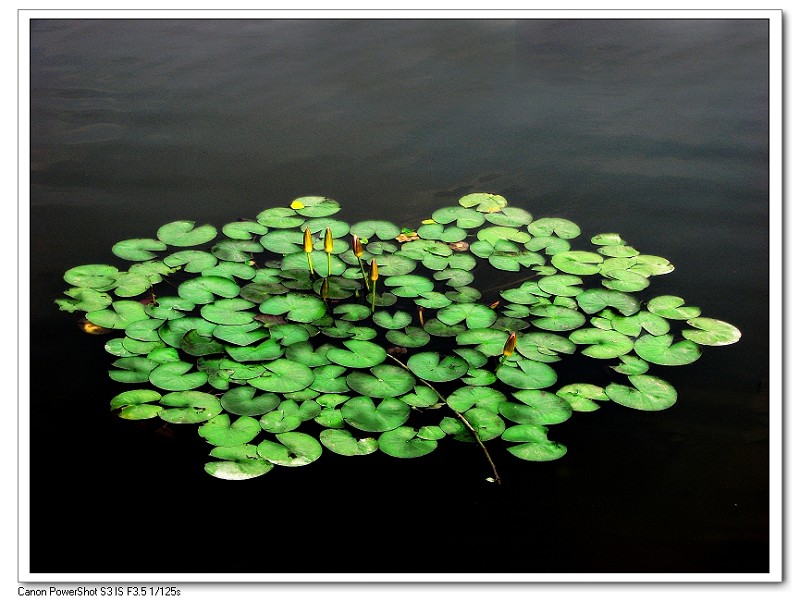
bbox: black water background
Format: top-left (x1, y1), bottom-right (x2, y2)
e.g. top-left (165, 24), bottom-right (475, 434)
top-left (28, 18), bottom-right (771, 575)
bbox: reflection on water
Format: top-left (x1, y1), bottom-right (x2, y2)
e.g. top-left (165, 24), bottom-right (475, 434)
top-left (28, 17), bottom-right (771, 575)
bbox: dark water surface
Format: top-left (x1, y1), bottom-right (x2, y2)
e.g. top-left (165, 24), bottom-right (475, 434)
top-left (28, 18), bottom-right (771, 576)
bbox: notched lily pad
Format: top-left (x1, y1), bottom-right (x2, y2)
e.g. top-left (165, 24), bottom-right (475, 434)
top-left (682, 317), bottom-right (742, 346)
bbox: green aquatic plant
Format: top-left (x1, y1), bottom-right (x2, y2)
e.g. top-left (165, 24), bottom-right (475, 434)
top-left (56, 193), bottom-right (741, 483)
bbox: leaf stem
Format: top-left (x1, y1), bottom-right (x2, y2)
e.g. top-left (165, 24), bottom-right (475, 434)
top-left (384, 353), bottom-right (502, 485)
top-left (357, 257), bottom-right (369, 290)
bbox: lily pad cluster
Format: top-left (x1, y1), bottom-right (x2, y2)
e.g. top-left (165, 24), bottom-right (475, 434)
top-left (56, 193), bottom-right (741, 482)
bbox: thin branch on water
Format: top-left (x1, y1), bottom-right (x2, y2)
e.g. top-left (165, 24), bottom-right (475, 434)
top-left (384, 353), bottom-right (502, 485)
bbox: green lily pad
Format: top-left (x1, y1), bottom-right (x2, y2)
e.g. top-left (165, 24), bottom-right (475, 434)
top-left (455, 328), bottom-right (508, 356)
top-left (211, 239), bottom-right (263, 262)
top-left (110, 388), bottom-right (162, 411)
top-left (256, 207), bottom-right (305, 229)
top-left (346, 364), bottom-right (415, 398)
top-left (417, 223), bottom-right (467, 243)
top-left (538, 275), bottom-right (583, 297)
top-left (112, 238), bottom-right (167, 261)
top-left (86, 300), bottom-right (149, 330)
top-left (259, 293), bottom-right (327, 323)
top-left (507, 440), bottom-right (567, 462)
top-left (220, 386), bottom-right (280, 416)
top-left (180, 330), bottom-right (225, 356)
top-left (163, 250), bottom-right (218, 273)
top-left (341, 396), bottom-right (410, 432)
top-left (326, 340), bottom-right (387, 369)
top-left (260, 229), bottom-right (303, 254)
top-left (597, 244), bottom-right (639, 258)
top-left (268, 323), bottom-right (313, 346)
top-left (259, 400), bottom-right (303, 433)
top-left (311, 364), bottom-right (350, 393)
top-left (551, 250), bottom-right (604, 275)
top-left (632, 255), bottom-right (675, 276)
top-left (458, 192), bottom-right (507, 213)
top-left (158, 391), bottom-right (222, 423)
top-left (461, 368), bottom-right (498, 387)
top-left (601, 269), bottom-right (651, 292)
top-left (319, 429), bottom-right (379, 456)
top-left (647, 295), bottom-right (702, 320)
top-left (333, 303), bottom-right (372, 322)
top-left (63, 264), bottom-right (120, 289)
top-left (445, 286), bottom-right (482, 303)
top-left (284, 341), bottom-right (336, 367)
top-left (634, 334), bottom-right (702, 366)
top-left (569, 328), bottom-right (635, 359)
top-left (221, 220), bottom-right (269, 240)
top-left (606, 375), bottom-right (677, 411)
top-left (576, 288), bottom-right (641, 316)
top-left (485, 206), bottom-right (534, 227)
top-left (591, 233), bottom-right (626, 245)
top-left (107, 272), bottom-right (152, 298)
top-left (515, 332), bottom-right (575, 361)
top-left (611, 311), bottom-right (670, 337)
top-left (611, 354), bottom-right (651, 376)
top-left (144, 295), bottom-right (196, 320)
top-left (528, 218), bottom-right (581, 239)
top-left (682, 317), bottom-right (742, 346)
top-left (398, 386), bottom-right (439, 408)
top-left (108, 356), bottom-right (158, 383)
top-left (200, 298), bottom-right (256, 325)
top-left (556, 383), bottom-right (609, 412)
top-left (157, 220), bottom-right (217, 247)
top-left (431, 205), bottom-right (486, 229)
top-left (205, 448), bottom-right (274, 480)
top-left (56, 287), bottom-right (114, 313)
top-left (119, 404), bottom-right (164, 420)
top-left (422, 252), bottom-right (477, 273)
top-left (433, 268), bottom-right (474, 288)
top-left (463, 407), bottom-right (506, 441)
top-left (436, 302), bottom-right (497, 329)
top-left (422, 317), bottom-right (466, 338)
top-left (178, 275), bottom-right (241, 304)
top-left (248, 358), bottom-right (315, 393)
top-left (257, 432), bottom-right (323, 466)
top-left (446, 386), bottom-right (507, 413)
top-left (528, 304), bottom-right (586, 332)
top-left (525, 236), bottom-right (572, 255)
top-left (224, 338), bottom-right (283, 362)
top-left (477, 226), bottom-right (531, 246)
top-left (385, 326), bottom-right (431, 348)
top-left (496, 359), bottom-right (558, 390)
top-left (314, 408), bottom-right (345, 428)
top-left (148, 360), bottom-right (209, 391)
top-left (292, 196), bottom-right (341, 218)
top-left (501, 424), bottom-right (551, 443)
top-left (508, 390), bottom-right (573, 424)
top-left (407, 352), bottom-right (470, 382)
top-left (378, 427), bottom-right (438, 458)
top-left (397, 239), bottom-right (452, 261)
top-left (415, 291), bottom-right (453, 309)
top-left (372, 310), bottom-right (413, 330)
top-left (350, 219), bottom-right (402, 241)
top-left (198, 414), bottom-right (261, 447)
top-left (384, 274), bottom-right (435, 297)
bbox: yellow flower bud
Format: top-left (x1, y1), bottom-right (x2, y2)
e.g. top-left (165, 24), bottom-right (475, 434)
top-left (352, 234), bottom-right (364, 258)
top-left (324, 228), bottom-right (334, 254)
top-left (502, 331), bottom-right (517, 357)
top-left (303, 228), bottom-right (313, 253)
top-left (370, 258), bottom-right (379, 282)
